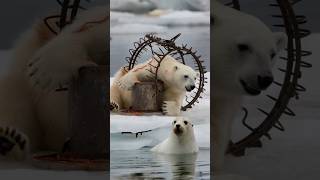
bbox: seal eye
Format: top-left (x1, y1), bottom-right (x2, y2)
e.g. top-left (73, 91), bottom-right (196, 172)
top-left (271, 52), bottom-right (276, 59)
top-left (184, 121), bottom-right (188, 125)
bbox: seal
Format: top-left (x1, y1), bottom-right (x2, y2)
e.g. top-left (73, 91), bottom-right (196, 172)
top-left (151, 117), bottom-right (198, 154)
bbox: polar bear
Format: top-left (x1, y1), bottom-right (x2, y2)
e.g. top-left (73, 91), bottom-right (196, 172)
top-left (212, 0), bottom-right (287, 173)
top-left (110, 55), bottom-right (198, 116)
top-left (0, 6), bottom-right (107, 159)
top-left (151, 117), bottom-right (198, 154)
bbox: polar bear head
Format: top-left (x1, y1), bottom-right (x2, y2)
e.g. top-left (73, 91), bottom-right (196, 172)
top-left (159, 55), bottom-right (199, 92)
top-left (172, 117), bottom-right (194, 137)
top-left (213, 5), bottom-right (287, 96)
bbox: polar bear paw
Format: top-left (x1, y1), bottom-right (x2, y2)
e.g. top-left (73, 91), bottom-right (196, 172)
top-left (27, 54), bottom-right (97, 92)
top-left (162, 101), bottom-right (181, 116)
top-left (110, 101), bottom-right (120, 112)
top-left (0, 126), bottom-right (28, 160)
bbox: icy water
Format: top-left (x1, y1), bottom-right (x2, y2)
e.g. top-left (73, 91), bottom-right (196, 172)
top-left (110, 148), bottom-right (210, 179)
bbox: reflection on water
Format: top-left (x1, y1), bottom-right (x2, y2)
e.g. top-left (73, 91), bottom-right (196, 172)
top-left (110, 148), bottom-right (210, 179)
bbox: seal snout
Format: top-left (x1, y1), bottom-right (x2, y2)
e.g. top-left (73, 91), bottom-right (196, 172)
top-left (174, 123), bottom-right (183, 135)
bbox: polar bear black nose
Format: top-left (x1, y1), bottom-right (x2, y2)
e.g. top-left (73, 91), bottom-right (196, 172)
top-left (176, 124), bottom-right (181, 129)
top-left (190, 85), bottom-right (195, 90)
top-left (258, 75), bottom-right (274, 89)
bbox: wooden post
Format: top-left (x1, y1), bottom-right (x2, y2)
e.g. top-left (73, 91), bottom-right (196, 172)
top-left (67, 66), bottom-right (107, 159)
top-left (132, 81), bottom-right (164, 112)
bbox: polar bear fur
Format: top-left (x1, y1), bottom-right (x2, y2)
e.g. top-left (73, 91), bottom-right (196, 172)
top-left (212, 0), bottom-right (287, 173)
top-left (151, 117), bottom-right (198, 154)
top-left (0, 6), bottom-right (107, 159)
top-left (110, 55), bottom-right (198, 116)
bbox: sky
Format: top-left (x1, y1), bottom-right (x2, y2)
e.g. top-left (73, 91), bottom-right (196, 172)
top-left (0, 0), bottom-right (317, 49)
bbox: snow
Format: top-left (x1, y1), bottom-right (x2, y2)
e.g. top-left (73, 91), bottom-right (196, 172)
top-left (110, 0), bottom-right (210, 12)
top-left (110, 10), bottom-right (210, 34)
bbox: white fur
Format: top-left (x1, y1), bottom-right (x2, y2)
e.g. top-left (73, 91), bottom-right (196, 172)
top-left (151, 117), bottom-right (198, 154)
top-left (0, 6), bottom-right (107, 159)
top-left (110, 55), bottom-right (198, 116)
top-left (212, 0), bottom-right (287, 173)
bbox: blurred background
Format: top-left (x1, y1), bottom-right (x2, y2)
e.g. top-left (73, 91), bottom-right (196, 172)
top-left (0, 0), bottom-right (105, 49)
top-left (0, 0), bottom-right (318, 49)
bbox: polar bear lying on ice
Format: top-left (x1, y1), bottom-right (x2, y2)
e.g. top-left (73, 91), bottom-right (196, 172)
top-left (212, 0), bottom-right (287, 174)
top-left (110, 55), bottom-right (199, 116)
top-left (0, 6), bottom-right (107, 160)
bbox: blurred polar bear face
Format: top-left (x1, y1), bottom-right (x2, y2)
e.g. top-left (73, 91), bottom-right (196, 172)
top-left (234, 32), bottom-right (287, 96)
top-left (213, 31), bottom-right (287, 97)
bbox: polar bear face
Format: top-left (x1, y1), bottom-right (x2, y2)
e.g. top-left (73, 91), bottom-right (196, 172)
top-left (173, 65), bottom-right (198, 92)
top-left (172, 117), bottom-right (194, 136)
top-left (159, 55), bottom-right (199, 93)
top-left (234, 32), bottom-right (287, 96)
top-left (212, 6), bottom-right (287, 97)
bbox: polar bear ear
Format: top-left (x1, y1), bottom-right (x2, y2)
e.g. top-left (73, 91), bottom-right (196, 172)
top-left (273, 32), bottom-right (287, 52)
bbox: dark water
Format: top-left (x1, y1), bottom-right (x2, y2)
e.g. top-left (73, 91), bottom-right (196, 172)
top-left (110, 148), bottom-right (210, 179)
top-left (110, 26), bottom-right (210, 75)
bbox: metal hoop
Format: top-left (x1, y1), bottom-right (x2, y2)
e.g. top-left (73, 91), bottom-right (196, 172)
top-left (126, 33), bottom-right (207, 111)
top-left (224, 0), bottom-right (312, 156)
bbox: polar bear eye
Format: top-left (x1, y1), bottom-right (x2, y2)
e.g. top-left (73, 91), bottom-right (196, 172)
top-left (173, 121), bottom-right (176, 124)
top-left (237, 44), bottom-right (250, 52)
top-left (184, 75), bottom-right (189, 79)
top-left (184, 121), bottom-right (188, 125)
top-left (271, 52), bottom-right (276, 59)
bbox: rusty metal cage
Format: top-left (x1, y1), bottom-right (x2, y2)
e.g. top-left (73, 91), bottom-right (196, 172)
top-left (125, 33), bottom-right (208, 112)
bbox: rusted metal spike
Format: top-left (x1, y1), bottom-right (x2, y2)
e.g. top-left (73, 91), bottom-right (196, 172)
top-left (257, 108), bottom-right (269, 116)
top-left (134, 42), bottom-right (140, 48)
top-left (278, 68), bottom-right (287, 73)
top-left (273, 121), bottom-right (285, 131)
top-left (148, 63), bottom-right (158, 69)
top-left (301, 60), bottom-right (312, 68)
top-left (158, 47), bottom-right (165, 54)
top-left (153, 52), bottom-right (164, 58)
top-left (129, 49), bottom-right (135, 55)
top-left (295, 84), bottom-right (306, 92)
top-left (284, 106), bottom-right (296, 116)
top-left (146, 69), bottom-right (155, 74)
top-left (295, 15), bottom-right (307, 24)
top-left (273, 81), bottom-right (283, 87)
top-left (299, 29), bottom-right (311, 37)
top-left (263, 133), bottom-right (272, 140)
top-left (266, 95), bottom-right (277, 101)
